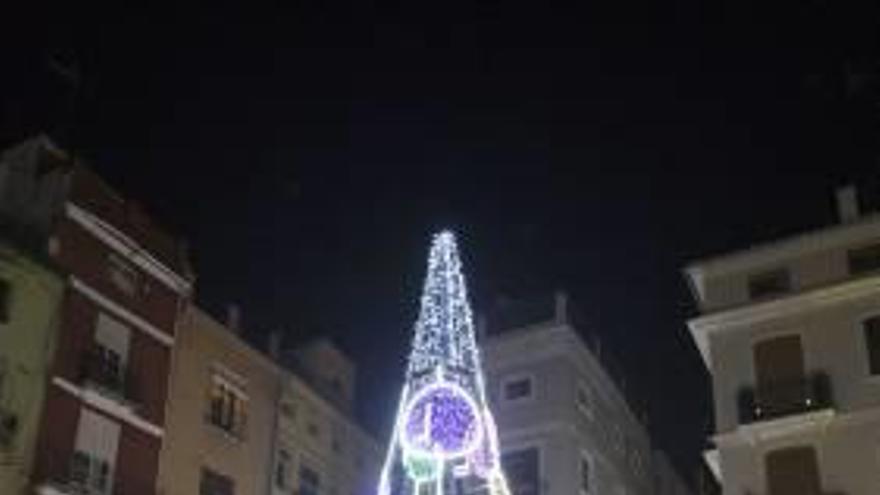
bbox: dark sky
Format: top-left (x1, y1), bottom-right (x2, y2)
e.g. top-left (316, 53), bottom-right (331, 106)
top-left (2, 1), bottom-right (879, 482)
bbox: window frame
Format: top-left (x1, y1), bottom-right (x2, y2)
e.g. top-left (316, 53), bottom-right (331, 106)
top-left (207, 373), bottom-right (248, 439)
top-left (501, 445), bottom-right (542, 495)
top-left (501, 373), bottom-right (535, 403)
top-left (299, 464), bottom-right (321, 495)
top-left (579, 451), bottom-right (592, 495)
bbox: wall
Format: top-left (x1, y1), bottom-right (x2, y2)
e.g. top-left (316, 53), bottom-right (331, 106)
top-left (158, 307), bottom-right (280, 495)
top-left (483, 324), bottom-right (657, 495)
top-left (0, 243), bottom-right (64, 495)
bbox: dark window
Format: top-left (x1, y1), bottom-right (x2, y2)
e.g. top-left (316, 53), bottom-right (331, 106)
top-left (748, 269), bottom-right (791, 299)
top-left (300, 466), bottom-right (321, 495)
top-left (864, 316), bottom-right (880, 375)
top-left (275, 449), bottom-right (291, 489)
top-left (502, 447), bottom-right (540, 495)
top-left (580, 456), bottom-right (591, 494)
top-left (848, 244), bottom-right (880, 275)
top-left (200, 468), bottom-right (234, 495)
top-left (0, 279), bottom-right (10, 323)
top-left (504, 378), bottom-right (533, 401)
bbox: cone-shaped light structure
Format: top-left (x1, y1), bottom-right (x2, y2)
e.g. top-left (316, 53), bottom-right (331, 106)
top-left (378, 231), bottom-right (509, 495)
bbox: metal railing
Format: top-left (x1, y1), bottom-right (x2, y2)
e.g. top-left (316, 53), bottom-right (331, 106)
top-left (77, 350), bottom-right (138, 406)
top-left (737, 372), bottom-right (833, 424)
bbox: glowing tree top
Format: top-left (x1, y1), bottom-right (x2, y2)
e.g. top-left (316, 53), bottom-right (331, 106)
top-left (378, 231), bottom-right (509, 495)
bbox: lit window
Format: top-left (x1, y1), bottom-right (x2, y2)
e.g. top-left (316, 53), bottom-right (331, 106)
top-left (579, 455), bottom-right (591, 494)
top-left (200, 468), bottom-right (234, 495)
top-left (864, 316), bottom-right (880, 375)
top-left (71, 410), bottom-right (118, 495)
top-left (503, 377), bottom-right (533, 401)
top-left (107, 254), bottom-right (140, 296)
top-left (747, 268), bottom-right (791, 299)
top-left (849, 243), bottom-right (880, 275)
top-left (208, 377), bottom-right (248, 438)
top-left (300, 465), bottom-right (321, 495)
top-left (0, 278), bottom-right (10, 323)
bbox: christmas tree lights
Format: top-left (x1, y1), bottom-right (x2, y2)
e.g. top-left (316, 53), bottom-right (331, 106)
top-left (378, 231), bottom-right (510, 495)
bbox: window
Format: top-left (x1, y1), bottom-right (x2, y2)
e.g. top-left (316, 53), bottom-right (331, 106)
top-left (765, 446), bottom-right (820, 495)
top-left (503, 377), bottom-right (533, 401)
top-left (208, 376), bottom-right (248, 438)
top-left (201, 468), bottom-right (234, 495)
top-left (107, 254), bottom-right (141, 297)
top-left (279, 400), bottom-right (296, 420)
top-left (748, 269), bottom-right (791, 299)
top-left (72, 409), bottom-right (119, 495)
top-left (864, 316), bottom-right (880, 375)
top-left (579, 455), bottom-right (591, 494)
top-left (307, 420), bottom-right (320, 438)
top-left (502, 447), bottom-right (540, 495)
top-left (69, 451), bottom-right (110, 494)
top-left (849, 243), bottom-right (880, 275)
top-left (0, 278), bottom-right (10, 323)
top-left (300, 465), bottom-right (321, 495)
top-left (89, 313), bottom-right (131, 396)
top-left (275, 449), bottom-right (292, 490)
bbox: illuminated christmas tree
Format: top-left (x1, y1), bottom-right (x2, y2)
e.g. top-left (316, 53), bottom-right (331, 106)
top-left (378, 231), bottom-right (510, 495)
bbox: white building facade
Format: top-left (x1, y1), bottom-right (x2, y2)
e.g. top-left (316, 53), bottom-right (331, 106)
top-left (481, 293), bottom-right (691, 495)
top-left (686, 188), bottom-right (880, 494)
top-left (270, 338), bottom-right (381, 495)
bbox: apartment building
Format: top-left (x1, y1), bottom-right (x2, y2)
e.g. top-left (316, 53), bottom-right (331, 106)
top-left (0, 237), bottom-right (65, 494)
top-left (481, 293), bottom-right (692, 495)
top-left (158, 306), bottom-right (280, 495)
top-left (271, 338), bottom-right (381, 495)
top-left (0, 136), bottom-right (194, 495)
top-left (685, 187), bottom-right (880, 494)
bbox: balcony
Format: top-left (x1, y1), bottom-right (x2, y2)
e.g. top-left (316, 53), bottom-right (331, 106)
top-left (37, 453), bottom-right (156, 495)
top-left (77, 351), bottom-right (138, 408)
top-left (737, 372), bottom-right (833, 425)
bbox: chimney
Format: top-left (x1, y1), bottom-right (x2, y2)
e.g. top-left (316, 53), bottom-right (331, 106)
top-left (554, 290), bottom-right (568, 324)
top-left (836, 185), bottom-right (859, 223)
top-left (226, 303), bottom-right (241, 335)
top-left (268, 330), bottom-right (283, 360)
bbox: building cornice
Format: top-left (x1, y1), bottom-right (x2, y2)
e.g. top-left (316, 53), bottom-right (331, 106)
top-left (65, 202), bottom-right (192, 295)
top-left (53, 376), bottom-right (164, 438)
top-left (71, 276), bottom-right (174, 347)
top-left (688, 274), bottom-right (880, 368)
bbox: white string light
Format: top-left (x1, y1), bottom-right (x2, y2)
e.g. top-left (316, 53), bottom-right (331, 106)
top-left (378, 231), bottom-right (510, 495)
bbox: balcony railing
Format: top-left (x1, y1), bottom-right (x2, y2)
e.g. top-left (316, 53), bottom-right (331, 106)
top-left (39, 453), bottom-right (156, 495)
top-left (737, 372), bottom-right (833, 425)
top-left (77, 351), bottom-right (138, 406)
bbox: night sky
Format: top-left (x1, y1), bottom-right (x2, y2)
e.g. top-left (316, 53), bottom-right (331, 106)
top-left (2, 1), bottom-right (879, 482)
